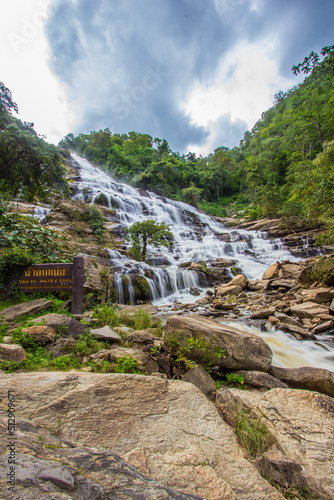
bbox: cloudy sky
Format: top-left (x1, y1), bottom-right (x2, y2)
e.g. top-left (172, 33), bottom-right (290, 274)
top-left (1, 0), bottom-right (333, 155)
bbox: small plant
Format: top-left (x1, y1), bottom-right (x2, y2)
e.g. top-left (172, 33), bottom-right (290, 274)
top-left (236, 409), bottom-right (276, 458)
top-left (168, 332), bottom-right (225, 375)
top-left (0, 321), bottom-right (8, 342)
top-left (92, 304), bottom-right (120, 327)
top-left (74, 331), bottom-right (105, 356)
top-left (87, 359), bottom-right (111, 372)
top-left (113, 355), bottom-right (143, 374)
top-left (57, 322), bottom-right (69, 336)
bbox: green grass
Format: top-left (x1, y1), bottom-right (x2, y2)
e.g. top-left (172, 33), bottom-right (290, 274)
top-left (236, 409), bottom-right (276, 458)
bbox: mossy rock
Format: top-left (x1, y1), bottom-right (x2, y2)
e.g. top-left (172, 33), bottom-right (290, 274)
top-left (94, 193), bottom-right (109, 207)
top-left (132, 275), bottom-right (151, 301)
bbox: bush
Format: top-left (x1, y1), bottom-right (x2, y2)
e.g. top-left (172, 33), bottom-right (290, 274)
top-left (89, 206), bottom-right (104, 242)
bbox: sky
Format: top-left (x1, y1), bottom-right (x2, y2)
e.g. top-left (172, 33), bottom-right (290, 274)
top-left (1, 0), bottom-right (334, 155)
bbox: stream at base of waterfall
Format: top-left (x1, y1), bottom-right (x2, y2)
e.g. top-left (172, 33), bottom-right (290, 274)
top-left (70, 154), bottom-right (334, 371)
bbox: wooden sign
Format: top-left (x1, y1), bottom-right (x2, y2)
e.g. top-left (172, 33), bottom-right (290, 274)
top-left (19, 256), bottom-right (84, 314)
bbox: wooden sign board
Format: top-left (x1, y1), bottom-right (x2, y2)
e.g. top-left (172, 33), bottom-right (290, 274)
top-left (19, 256), bottom-right (84, 314)
top-left (19, 264), bottom-right (73, 292)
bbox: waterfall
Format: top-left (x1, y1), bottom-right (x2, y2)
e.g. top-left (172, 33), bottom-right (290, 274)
top-left (71, 154), bottom-right (309, 304)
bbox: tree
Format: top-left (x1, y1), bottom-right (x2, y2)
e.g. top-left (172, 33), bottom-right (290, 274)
top-left (0, 81), bottom-right (18, 115)
top-left (127, 220), bottom-right (173, 261)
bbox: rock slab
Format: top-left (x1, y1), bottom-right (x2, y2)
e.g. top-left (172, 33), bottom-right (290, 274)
top-left (0, 372), bottom-right (284, 500)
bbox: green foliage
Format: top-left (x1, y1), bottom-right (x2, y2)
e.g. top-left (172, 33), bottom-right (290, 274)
top-left (236, 409), bottom-right (276, 458)
top-left (127, 219), bottom-right (173, 262)
top-left (92, 305), bottom-right (152, 331)
top-left (215, 372), bottom-right (246, 390)
top-left (113, 355), bottom-right (143, 374)
top-left (0, 82), bottom-right (68, 201)
top-left (60, 46), bottom-right (334, 234)
top-left (0, 321), bottom-right (8, 342)
top-left (73, 331), bottom-right (105, 356)
top-left (49, 355), bottom-right (81, 371)
top-left (168, 332), bottom-right (225, 373)
top-left (182, 182), bottom-right (202, 207)
top-left (0, 209), bottom-right (72, 298)
top-left (89, 206), bottom-right (105, 243)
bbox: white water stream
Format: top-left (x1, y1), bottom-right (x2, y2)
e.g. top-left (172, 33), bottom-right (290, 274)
top-left (70, 154), bottom-right (334, 371)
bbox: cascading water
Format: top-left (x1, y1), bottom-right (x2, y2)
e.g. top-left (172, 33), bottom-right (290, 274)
top-left (69, 154), bottom-right (333, 371)
top-left (71, 153), bottom-right (307, 303)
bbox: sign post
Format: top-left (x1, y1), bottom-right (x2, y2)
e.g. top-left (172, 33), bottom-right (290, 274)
top-left (19, 256), bottom-right (84, 314)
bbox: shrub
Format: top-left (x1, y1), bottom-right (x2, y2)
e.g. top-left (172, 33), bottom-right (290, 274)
top-left (89, 206), bottom-right (104, 242)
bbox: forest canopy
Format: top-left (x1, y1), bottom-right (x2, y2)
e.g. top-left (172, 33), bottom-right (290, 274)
top-left (60, 46), bottom-right (334, 231)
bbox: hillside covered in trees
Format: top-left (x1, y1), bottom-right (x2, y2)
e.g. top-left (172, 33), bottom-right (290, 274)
top-left (60, 46), bottom-right (334, 238)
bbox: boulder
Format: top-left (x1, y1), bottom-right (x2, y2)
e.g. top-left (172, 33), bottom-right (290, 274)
top-left (47, 337), bottom-right (77, 358)
top-left (217, 387), bottom-right (334, 499)
top-left (126, 330), bottom-right (159, 348)
top-left (0, 299), bottom-right (53, 322)
top-left (31, 313), bottom-right (87, 339)
top-left (215, 284), bottom-right (243, 298)
top-left (276, 322), bottom-right (315, 340)
top-left (212, 299), bottom-right (236, 310)
top-left (301, 287), bottom-right (334, 304)
top-left (228, 274), bottom-right (248, 289)
top-left (91, 347), bottom-right (159, 375)
top-left (90, 325), bottom-right (121, 342)
top-left (165, 315), bottom-right (273, 372)
top-left (278, 262), bottom-right (302, 278)
top-left (262, 262), bottom-right (280, 280)
top-left (232, 370), bottom-right (288, 390)
top-left (190, 286), bottom-right (202, 296)
top-left (250, 307), bottom-right (276, 320)
top-left (0, 343), bottom-right (26, 363)
top-left (248, 280), bottom-right (269, 291)
top-left (0, 372), bottom-right (284, 499)
top-left (312, 320), bottom-right (334, 334)
top-left (21, 326), bottom-right (56, 344)
top-left (182, 365), bottom-right (217, 399)
top-left (269, 366), bottom-right (334, 397)
top-left (270, 279), bottom-right (295, 290)
top-left (290, 302), bottom-right (329, 319)
top-left (274, 312), bottom-right (304, 329)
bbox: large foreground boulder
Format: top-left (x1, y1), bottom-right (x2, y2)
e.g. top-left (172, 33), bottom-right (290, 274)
top-left (216, 387), bottom-right (334, 499)
top-left (0, 372), bottom-right (284, 499)
top-left (0, 417), bottom-right (201, 500)
top-left (165, 315), bottom-right (272, 372)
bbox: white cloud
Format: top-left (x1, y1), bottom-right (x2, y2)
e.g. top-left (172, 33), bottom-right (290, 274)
top-left (184, 42), bottom-right (297, 154)
top-left (0, 0), bottom-right (75, 144)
